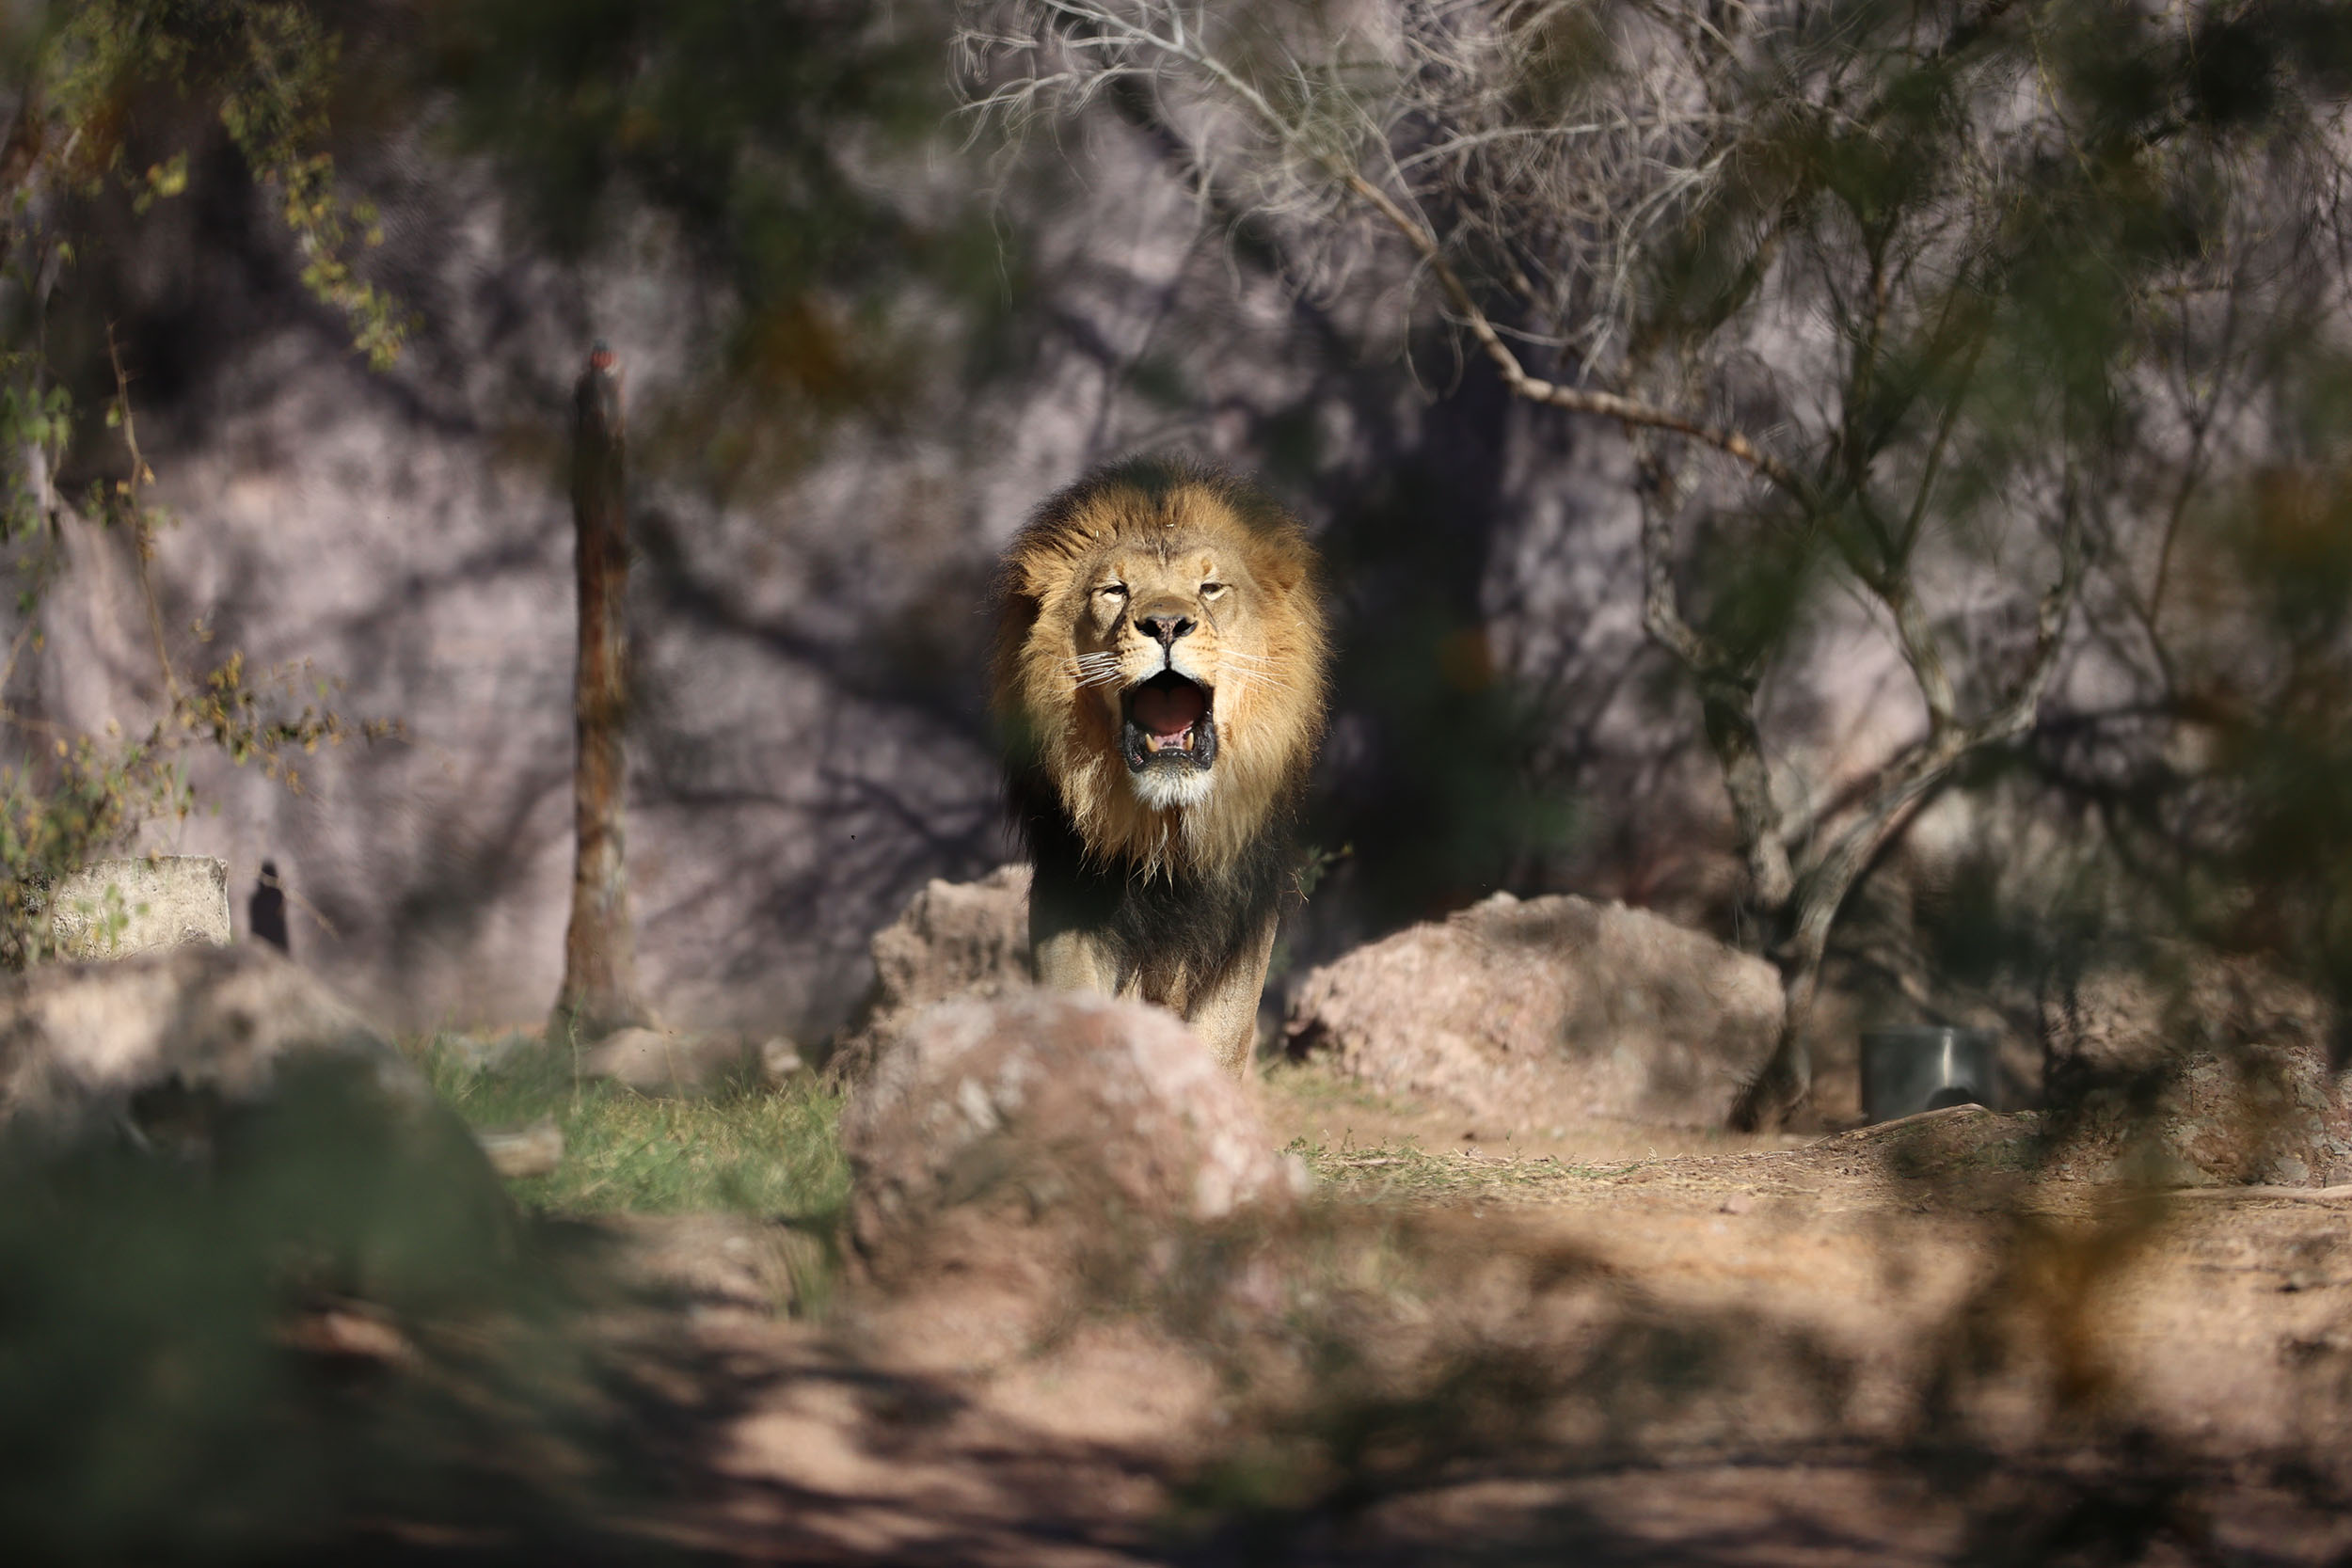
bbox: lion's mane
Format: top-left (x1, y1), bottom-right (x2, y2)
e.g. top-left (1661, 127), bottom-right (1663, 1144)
top-left (993, 456), bottom-right (1327, 997)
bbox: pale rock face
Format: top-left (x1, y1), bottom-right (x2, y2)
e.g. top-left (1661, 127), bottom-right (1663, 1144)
top-left (840, 990), bottom-right (1303, 1284)
top-left (0, 942), bottom-right (392, 1124)
top-left (828, 865), bottom-right (1033, 1080)
top-left (47, 857), bottom-right (231, 960)
top-left (1283, 891), bottom-right (1787, 1131)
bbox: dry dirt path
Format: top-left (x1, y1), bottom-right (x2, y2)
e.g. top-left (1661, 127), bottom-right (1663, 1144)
top-left (593, 1086), bottom-right (2352, 1565)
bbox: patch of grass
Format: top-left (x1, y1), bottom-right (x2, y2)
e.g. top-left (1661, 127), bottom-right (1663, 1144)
top-left (414, 1035), bottom-right (849, 1221)
top-left (1258, 1057), bottom-right (1422, 1116)
top-left (1294, 1136), bottom-right (1635, 1204)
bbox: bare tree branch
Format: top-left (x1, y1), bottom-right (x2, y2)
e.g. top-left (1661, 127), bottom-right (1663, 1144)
top-left (1336, 168), bottom-right (1807, 493)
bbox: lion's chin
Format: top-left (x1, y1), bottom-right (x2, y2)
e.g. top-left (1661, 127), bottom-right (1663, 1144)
top-left (1128, 766), bottom-right (1216, 811)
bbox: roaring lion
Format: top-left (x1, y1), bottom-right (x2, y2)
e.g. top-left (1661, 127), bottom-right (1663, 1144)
top-left (993, 455), bottom-right (1329, 1074)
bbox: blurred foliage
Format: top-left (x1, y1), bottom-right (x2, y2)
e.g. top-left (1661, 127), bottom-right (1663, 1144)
top-left (0, 357), bottom-right (390, 964)
top-left (422, 0), bottom-right (1000, 487)
top-left (0, 4), bottom-right (406, 960)
top-left (0, 1056), bottom-right (640, 1561)
top-left (24, 0), bottom-right (410, 367)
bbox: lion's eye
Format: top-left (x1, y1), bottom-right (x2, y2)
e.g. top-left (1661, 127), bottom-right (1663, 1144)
top-left (1201, 581), bottom-right (1227, 597)
top-left (1097, 583), bottom-right (1128, 600)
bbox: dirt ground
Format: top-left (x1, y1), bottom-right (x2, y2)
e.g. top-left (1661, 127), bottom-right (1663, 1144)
top-left (579, 1069), bottom-right (2352, 1565)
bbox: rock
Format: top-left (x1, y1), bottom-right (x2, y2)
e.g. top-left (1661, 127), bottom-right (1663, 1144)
top-left (0, 943), bottom-right (512, 1241)
top-left (473, 1117), bottom-right (564, 1180)
top-left (840, 990), bottom-right (1304, 1283)
top-left (0, 942), bottom-right (425, 1131)
top-left (1282, 891), bottom-right (1785, 1130)
top-left (2048, 1043), bottom-right (2352, 1189)
top-left (2035, 949), bottom-right (2352, 1187)
top-left (2043, 947), bottom-right (2336, 1072)
top-left (828, 864), bottom-right (1032, 1079)
top-left (46, 855), bottom-right (231, 960)
top-left (757, 1036), bottom-right (805, 1084)
top-left (578, 1026), bottom-right (754, 1095)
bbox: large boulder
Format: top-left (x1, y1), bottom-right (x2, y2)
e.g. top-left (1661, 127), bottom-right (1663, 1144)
top-left (828, 864), bottom-right (1032, 1079)
top-left (2044, 1043), bottom-right (2352, 1188)
top-left (2042, 946), bottom-right (2335, 1072)
top-left (0, 942), bottom-right (425, 1132)
top-left (1282, 891), bottom-right (1785, 1130)
top-left (2033, 950), bottom-right (2352, 1186)
top-left (0, 944), bottom-right (509, 1228)
top-left (841, 990), bottom-right (1303, 1284)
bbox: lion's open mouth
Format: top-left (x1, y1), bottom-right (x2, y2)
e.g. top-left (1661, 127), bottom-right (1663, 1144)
top-left (1120, 671), bottom-right (1216, 773)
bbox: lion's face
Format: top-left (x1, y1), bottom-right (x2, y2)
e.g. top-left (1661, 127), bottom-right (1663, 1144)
top-left (1066, 538), bottom-right (1288, 811)
top-left (996, 462), bottom-right (1327, 879)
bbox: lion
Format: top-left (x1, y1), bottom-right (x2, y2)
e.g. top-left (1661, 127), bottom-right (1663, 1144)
top-left (993, 455), bottom-right (1328, 1074)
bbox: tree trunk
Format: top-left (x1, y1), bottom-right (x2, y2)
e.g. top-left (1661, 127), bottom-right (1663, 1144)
top-left (551, 343), bottom-right (651, 1040)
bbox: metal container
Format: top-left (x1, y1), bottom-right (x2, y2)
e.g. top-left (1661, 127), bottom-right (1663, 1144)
top-left (1860, 1026), bottom-right (1998, 1122)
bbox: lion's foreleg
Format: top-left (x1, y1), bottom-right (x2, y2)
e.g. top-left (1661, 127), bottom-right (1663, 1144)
top-left (1184, 919), bottom-right (1279, 1077)
top-left (1031, 911), bottom-right (1121, 998)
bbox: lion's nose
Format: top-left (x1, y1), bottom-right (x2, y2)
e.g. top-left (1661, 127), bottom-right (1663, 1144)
top-left (1136, 612), bottom-right (1196, 647)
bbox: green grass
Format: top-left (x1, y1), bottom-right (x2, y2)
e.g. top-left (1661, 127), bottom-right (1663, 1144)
top-left (415, 1035), bottom-right (849, 1220)
top-left (1256, 1056), bottom-right (1424, 1116)
top-left (1294, 1136), bottom-right (1638, 1204)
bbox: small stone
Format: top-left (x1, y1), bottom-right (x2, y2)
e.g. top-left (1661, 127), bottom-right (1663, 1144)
top-left (580, 1027), bottom-right (747, 1095)
top-left (759, 1036), bottom-right (806, 1084)
top-left (831, 866), bottom-right (1031, 1080)
top-left (473, 1117), bottom-right (563, 1179)
top-left (1719, 1192), bottom-right (1754, 1215)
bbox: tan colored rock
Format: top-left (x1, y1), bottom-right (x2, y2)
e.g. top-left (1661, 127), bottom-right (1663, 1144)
top-left (829, 864), bottom-right (1032, 1079)
top-left (47, 855), bottom-right (231, 960)
top-left (473, 1116), bottom-right (565, 1179)
top-left (0, 942), bottom-right (417, 1127)
top-left (1282, 891), bottom-right (1785, 1130)
top-left (578, 1026), bottom-right (752, 1095)
top-left (2042, 946), bottom-right (2336, 1070)
top-left (0, 945), bottom-right (507, 1221)
top-left (757, 1036), bottom-right (805, 1083)
top-left (2045, 1043), bottom-right (2352, 1188)
top-left (841, 990), bottom-right (1303, 1284)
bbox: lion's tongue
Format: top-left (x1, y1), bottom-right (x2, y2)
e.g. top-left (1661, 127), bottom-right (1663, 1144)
top-left (1133, 681), bottom-right (1205, 741)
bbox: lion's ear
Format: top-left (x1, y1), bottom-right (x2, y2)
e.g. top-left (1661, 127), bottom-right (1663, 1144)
top-left (1254, 540), bottom-right (1314, 598)
top-left (1012, 553), bottom-right (1060, 604)
top-left (1013, 537), bottom-right (1089, 604)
